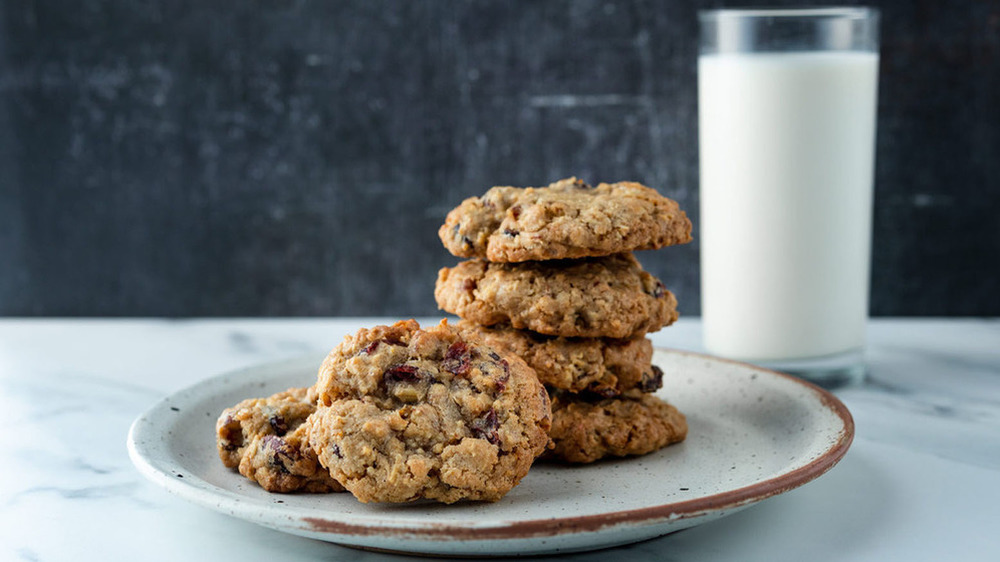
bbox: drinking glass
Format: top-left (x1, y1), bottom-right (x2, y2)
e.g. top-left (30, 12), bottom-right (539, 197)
top-left (698, 7), bottom-right (880, 387)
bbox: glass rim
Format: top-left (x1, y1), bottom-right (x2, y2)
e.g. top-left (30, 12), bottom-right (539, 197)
top-left (699, 7), bottom-right (878, 22)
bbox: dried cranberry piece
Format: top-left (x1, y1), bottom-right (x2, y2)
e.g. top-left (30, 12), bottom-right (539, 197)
top-left (442, 341), bottom-right (475, 376)
top-left (639, 365), bottom-right (664, 393)
top-left (494, 358), bottom-right (510, 393)
top-left (470, 408), bottom-right (500, 445)
top-left (463, 278), bottom-right (477, 293)
top-left (361, 335), bottom-right (406, 355)
top-left (269, 414), bottom-right (288, 436)
top-left (384, 364), bottom-right (421, 384)
top-left (330, 443), bottom-right (344, 459)
top-left (649, 280), bottom-right (666, 299)
top-left (263, 435), bottom-right (299, 472)
top-left (509, 205), bottom-right (522, 220)
top-left (452, 224), bottom-right (474, 249)
top-left (591, 385), bottom-right (621, 399)
top-left (263, 434), bottom-right (289, 454)
top-left (446, 341), bottom-right (469, 360)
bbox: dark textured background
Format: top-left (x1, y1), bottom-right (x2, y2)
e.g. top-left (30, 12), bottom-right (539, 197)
top-left (1, 0), bottom-right (998, 317)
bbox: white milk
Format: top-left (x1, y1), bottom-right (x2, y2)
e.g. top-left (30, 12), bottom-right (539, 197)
top-left (699, 52), bottom-right (879, 361)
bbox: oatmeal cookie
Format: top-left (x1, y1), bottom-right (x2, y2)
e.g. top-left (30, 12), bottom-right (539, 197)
top-left (545, 390), bottom-right (687, 464)
top-left (456, 320), bottom-right (662, 397)
top-left (216, 387), bottom-right (343, 493)
top-left (435, 253), bottom-right (678, 339)
top-left (439, 177), bottom-right (692, 262)
top-left (310, 319), bottom-right (551, 504)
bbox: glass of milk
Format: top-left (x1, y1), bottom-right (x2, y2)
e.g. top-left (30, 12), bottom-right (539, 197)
top-left (698, 8), bottom-right (879, 387)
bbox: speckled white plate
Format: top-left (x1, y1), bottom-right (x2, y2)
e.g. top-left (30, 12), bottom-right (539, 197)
top-left (127, 349), bottom-right (853, 557)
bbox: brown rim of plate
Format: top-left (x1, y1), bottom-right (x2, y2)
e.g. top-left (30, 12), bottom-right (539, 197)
top-left (302, 348), bottom-right (855, 541)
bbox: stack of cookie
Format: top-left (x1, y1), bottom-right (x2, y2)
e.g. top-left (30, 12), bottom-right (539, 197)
top-left (435, 178), bottom-right (692, 463)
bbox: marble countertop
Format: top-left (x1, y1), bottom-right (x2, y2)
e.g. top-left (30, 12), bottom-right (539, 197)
top-left (2, 318), bottom-right (998, 561)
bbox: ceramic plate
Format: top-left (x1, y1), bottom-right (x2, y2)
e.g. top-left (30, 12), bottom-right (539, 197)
top-left (128, 349), bottom-right (853, 556)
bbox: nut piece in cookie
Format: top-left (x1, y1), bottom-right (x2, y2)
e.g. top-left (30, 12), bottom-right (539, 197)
top-left (216, 387), bottom-right (344, 493)
top-left (456, 320), bottom-right (663, 398)
top-left (435, 253), bottom-right (679, 339)
top-left (439, 177), bottom-right (692, 262)
top-left (311, 319), bottom-right (552, 504)
top-left (545, 390), bottom-right (687, 464)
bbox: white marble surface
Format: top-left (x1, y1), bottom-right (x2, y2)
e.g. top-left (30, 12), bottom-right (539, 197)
top-left (1, 318), bottom-right (998, 561)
